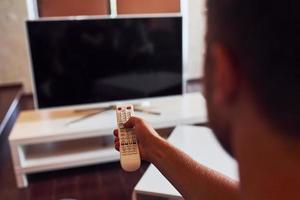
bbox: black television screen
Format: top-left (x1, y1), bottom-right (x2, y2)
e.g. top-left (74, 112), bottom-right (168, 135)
top-left (27, 16), bottom-right (183, 108)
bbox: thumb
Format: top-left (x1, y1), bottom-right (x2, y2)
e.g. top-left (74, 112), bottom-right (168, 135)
top-left (124, 116), bottom-right (139, 128)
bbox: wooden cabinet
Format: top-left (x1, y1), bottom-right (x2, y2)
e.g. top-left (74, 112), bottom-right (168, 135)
top-left (38, 0), bottom-right (109, 17)
top-left (117, 0), bottom-right (180, 14)
top-left (38, 0), bottom-right (180, 17)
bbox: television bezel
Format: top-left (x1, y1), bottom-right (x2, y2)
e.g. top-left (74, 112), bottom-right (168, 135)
top-left (25, 13), bottom-right (186, 110)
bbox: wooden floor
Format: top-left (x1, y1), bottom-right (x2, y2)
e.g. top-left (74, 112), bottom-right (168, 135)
top-left (0, 81), bottom-right (203, 200)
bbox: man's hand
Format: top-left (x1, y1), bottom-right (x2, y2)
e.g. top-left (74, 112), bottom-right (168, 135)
top-left (113, 116), bottom-right (239, 200)
top-left (113, 116), bottom-right (162, 162)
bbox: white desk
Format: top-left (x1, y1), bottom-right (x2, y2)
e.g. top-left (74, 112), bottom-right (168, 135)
top-left (133, 126), bottom-right (239, 200)
top-left (9, 93), bottom-right (207, 188)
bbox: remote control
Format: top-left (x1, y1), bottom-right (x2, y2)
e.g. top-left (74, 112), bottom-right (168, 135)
top-left (116, 105), bottom-right (141, 172)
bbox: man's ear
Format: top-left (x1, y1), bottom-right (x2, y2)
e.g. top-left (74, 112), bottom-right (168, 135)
top-left (210, 43), bottom-right (239, 106)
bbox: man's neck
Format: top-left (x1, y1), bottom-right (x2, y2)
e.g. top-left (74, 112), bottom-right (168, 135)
top-left (232, 107), bottom-right (300, 200)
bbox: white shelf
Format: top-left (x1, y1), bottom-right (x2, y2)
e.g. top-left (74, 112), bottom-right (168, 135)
top-left (9, 93), bottom-right (207, 145)
top-left (19, 137), bottom-right (119, 174)
top-left (21, 146), bottom-right (118, 174)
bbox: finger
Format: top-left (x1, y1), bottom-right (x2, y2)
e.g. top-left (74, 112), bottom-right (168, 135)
top-left (114, 137), bottom-right (119, 143)
top-left (124, 116), bottom-right (139, 128)
top-left (113, 129), bottom-right (119, 137)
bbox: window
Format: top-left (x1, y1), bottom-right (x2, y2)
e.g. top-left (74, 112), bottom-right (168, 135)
top-left (35, 0), bottom-right (180, 18)
top-left (38, 0), bottom-right (109, 17)
top-left (117, 0), bottom-right (180, 14)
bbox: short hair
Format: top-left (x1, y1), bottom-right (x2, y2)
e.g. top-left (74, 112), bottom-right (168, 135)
top-left (206, 0), bottom-right (300, 133)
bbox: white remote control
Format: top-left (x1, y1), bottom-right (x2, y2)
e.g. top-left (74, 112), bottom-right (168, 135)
top-left (116, 105), bottom-right (141, 172)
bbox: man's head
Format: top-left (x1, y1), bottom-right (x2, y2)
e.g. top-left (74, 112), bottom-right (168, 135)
top-left (204, 0), bottom-right (300, 155)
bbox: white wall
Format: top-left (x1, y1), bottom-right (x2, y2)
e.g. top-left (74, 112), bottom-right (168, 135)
top-left (186, 0), bottom-right (206, 80)
top-left (0, 0), bottom-right (32, 92)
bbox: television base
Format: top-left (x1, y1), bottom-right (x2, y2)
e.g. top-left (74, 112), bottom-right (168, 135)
top-left (67, 102), bottom-right (160, 126)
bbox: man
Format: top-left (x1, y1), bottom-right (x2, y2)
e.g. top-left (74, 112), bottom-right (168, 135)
top-left (114, 0), bottom-right (300, 199)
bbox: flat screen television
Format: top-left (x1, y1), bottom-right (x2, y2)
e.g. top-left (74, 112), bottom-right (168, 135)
top-left (27, 15), bottom-right (183, 109)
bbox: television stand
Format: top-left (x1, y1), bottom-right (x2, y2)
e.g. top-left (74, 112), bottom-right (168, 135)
top-left (9, 93), bottom-right (207, 188)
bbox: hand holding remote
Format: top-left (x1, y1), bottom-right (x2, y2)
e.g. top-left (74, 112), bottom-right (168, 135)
top-left (114, 116), bottom-right (162, 163)
top-left (115, 105), bottom-right (142, 171)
